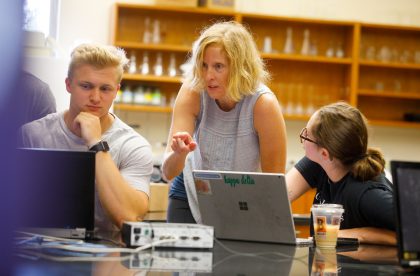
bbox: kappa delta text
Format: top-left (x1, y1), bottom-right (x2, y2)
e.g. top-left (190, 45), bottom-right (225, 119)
top-left (223, 175), bottom-right (255, 187)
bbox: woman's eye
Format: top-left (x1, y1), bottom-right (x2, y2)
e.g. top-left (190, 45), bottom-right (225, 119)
top-left (215, 64), bottom-right (224, 71)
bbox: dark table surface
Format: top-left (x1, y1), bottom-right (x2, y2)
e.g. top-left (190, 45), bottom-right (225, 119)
top-left (14, 229), bottom-right (417, 276)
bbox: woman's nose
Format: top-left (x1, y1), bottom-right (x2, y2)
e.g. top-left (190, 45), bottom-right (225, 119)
top-left (204, 67), bottom-right (215, 81)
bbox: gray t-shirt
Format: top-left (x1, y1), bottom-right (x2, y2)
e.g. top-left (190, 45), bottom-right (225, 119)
top-left (19, 111), bottom-right (153, 231)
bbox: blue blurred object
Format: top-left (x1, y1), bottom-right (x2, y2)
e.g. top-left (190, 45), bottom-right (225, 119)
top-left (0, 1), bottom-right (24, 275)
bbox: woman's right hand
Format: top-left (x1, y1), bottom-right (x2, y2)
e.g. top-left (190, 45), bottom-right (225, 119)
top-left (170, 131), bottom-right (197, 155)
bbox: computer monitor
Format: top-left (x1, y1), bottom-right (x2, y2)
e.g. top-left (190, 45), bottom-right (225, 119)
top-left (15, 148), bottom-right (96, 239)
top-left (391, 160), bottom-right (420, 268)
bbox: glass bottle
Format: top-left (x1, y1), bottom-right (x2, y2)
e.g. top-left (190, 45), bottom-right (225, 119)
top-left (140, 52), bottom-right (150, 75)
top-left (325, 41), bottom-right (335, 58)
top-left (121, 86), bottom-right (133, 104)
top-left (133, 86), bottom-right (145, 105)
top-left (144, 86), bottom-right (153, 105)
top-left (365, 46), bottom-right (376, 61)
top-left (300, 29), bottom-right (310, 55)
top-left (152, 87), bottom-right (162, 105)
top-left (153, 52), bottom-right (163, 76)
top-left (285, 83), bottom-right (296, 115)
top-left (168, 53), bottom-right (177, 77)
top-left (152, 19), bottom-right (161, 44)
top-left (263, 36), bottom-right (272, 53)
top-left (128, 51), bottom-right (137, 74)
top-left (295, 83), bottom-right (304, 115)
top-left (335, 43), bottom-right (344, 58)
top-left (306, 85), bottom-right (316, 116)
top-left (283, 27), bottom-right (294, 54)
top-left (143, 17), bottom-right (151, 44)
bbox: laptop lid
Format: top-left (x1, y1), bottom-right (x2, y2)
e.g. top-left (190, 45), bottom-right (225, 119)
top-left (390, 160), bottom-right (420, 268)
top-left (193, 170), bottom-right (299, 245)
top-left (15, 148), bottom-right (96, 240)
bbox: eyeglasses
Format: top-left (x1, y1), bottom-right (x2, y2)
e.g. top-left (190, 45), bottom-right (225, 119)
top-left (299, 127), bottom-right (318, 145)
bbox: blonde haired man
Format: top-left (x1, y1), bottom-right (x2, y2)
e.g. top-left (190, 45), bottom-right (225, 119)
top-left (19, 43), bottom-right (153, 230)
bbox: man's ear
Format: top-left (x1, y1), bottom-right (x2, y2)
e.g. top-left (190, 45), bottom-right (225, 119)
top-left (65, 77), bottom-right (71, 93)
top-left (112, 84), bottom-right (120, 100)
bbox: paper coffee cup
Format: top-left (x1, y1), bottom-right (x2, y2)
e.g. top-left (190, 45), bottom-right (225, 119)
top-left (311, 204), bottom-right (344, 248)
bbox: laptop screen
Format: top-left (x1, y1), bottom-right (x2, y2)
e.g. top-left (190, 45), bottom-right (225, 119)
top-left (15, 148), bottom-right (95, 237)
top-left (391, 161), bottom-right (420, 267)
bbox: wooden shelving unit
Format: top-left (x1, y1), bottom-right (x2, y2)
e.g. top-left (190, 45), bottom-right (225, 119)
top-left (356, 23), bottom-right (420, 127)
top-left (112, 3), bottom-right (420, 128)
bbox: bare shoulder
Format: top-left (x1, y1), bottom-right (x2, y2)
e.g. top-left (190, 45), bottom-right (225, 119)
top-left (174, 82), bottom-right (200, 117)
top-left (254, 92), bottom-right (281, 117)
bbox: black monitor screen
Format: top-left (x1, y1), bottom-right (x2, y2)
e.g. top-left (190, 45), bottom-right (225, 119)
top-left (15, 148), bottom-right (95, 231)
top-left (395, 166), bottom-right (420, 252)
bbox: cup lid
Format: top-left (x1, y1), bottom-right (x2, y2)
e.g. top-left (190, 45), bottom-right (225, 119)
top-left (311, 204), bottom-right (344, 211)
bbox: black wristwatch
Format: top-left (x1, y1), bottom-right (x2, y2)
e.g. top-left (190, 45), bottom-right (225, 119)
top-left (89, 140), bottom-right (109, 153)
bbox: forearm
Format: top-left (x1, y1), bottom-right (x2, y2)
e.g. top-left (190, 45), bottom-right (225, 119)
top-left (162, 151), bottom-right (188, 180)
top-left (95, 152), bottom-right (149, 229)
top-left (339, 227), bottom-right (396, 246)
top-left (285, 168), bottom-right (311, 202)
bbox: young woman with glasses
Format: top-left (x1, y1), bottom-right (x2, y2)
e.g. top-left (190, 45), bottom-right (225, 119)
top-left (286, 102), bottom-right (395, 245)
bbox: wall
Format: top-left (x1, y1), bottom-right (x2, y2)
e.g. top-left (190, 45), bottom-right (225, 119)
top-left (237, 0), bottom-right (420, 26)
top-left (48, 0), bottom-right (420, 164)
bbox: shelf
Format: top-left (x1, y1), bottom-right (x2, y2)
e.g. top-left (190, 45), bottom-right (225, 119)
top-left (369, 119), bottom-right (420, 129)
top-left (283, 114), bottom-right (310, 121)
top-left (114, 3), bottom-right (420, 129)
top-left (116, 3), bottom-right (235, 16)
top-left (114, 104), bottom-right (173, 113)
top-left (262, 53), bottom-right (352, 64)
top-left (123, 74), bottom-right (182, 83)
top-left (359, 60), bottom-right (420, 70)
top-left (115, 41), bottom-right (191, 52)
top-left (358, 89), bottom-right (420, 100)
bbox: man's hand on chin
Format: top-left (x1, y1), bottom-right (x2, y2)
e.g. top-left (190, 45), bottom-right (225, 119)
top-left (73, 112), bottom-right (102, 146)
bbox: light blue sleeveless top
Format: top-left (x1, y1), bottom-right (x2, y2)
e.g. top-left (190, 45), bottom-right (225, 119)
top-left (183, 84), bottom-right (273, 222)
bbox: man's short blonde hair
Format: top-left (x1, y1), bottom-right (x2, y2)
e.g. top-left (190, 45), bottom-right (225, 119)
top-left (184, 21), bottom-right (269, 102)
top-left (68, 43), bottom-right (129, 83)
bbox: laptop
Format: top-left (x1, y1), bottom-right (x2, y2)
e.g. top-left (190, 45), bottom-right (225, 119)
top-left (193, 170), bottom-right (311, 245)
top-left (391, 160), bottom-right (420, 268)
top-left (15, 148), bottom-right (96, 240)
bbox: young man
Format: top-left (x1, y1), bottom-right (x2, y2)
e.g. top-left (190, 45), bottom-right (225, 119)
top-left (19, 43), bottom-right (153, 230)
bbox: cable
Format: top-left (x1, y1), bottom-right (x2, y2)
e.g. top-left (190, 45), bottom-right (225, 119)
top-left (16, 231), bottom-right (85, 244)
top-left (18, 237), bottom-right (179, 254)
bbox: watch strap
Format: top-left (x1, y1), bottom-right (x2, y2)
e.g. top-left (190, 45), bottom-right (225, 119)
top-left (89, 140), bottom-right (109, 153)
